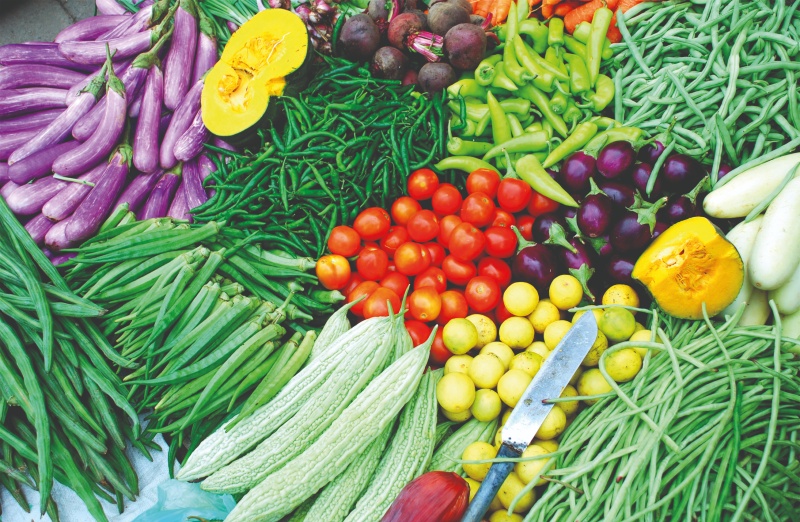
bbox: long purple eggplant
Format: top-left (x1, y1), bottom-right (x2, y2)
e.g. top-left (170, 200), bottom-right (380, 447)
top-left (96, 0), bottom-right (129, 16)
top-left (0, 181), bottom-right (20, 199)
top-left (212, 137), bottom-right (237, 153)
top-left (191, 9), bottom-right (218, 84)
top-left (6, 176), bottom-right (69, 215)
top-left (0, 162), bottom-right (8, 183)
top-left (163, 0), bottom-right (198, 110)
top-left (45, 219), bottom-right (73, 252)
top-left (139, 169), bottom-right (180, 219)
top-left (25, 214), bottom-right (56, 246)
top-left (8, 142), bottom-right (81, 184)
top-left (159, 112), bottom-right (173, 139)
top-left (9, 65), bottom-right (108, 165)
top-left (66, 59), bottom-right (130, 105)
top-left (54, 67), bottom-right (127, 177)
top-left (102, 2), bottom-right (161, 40)
top-left (134, 66), bottom-right (164, 173)
top-left (128, 90), bottom-right (145, 118)
top-left (42, 163), bottom-right (106, 222)
top-left (0, 128), bottom-right (41, 161)
top-left (0, 88), bottom-right (68, 118)
top-left (182, 158), bottom-right (207, 211)
top-left (58, 32), bottom-right (155, 66)
top-left (0, 65), bottom-right (86, 90)
top-left (198, 153), bottom-right (216, 196)
top-left (167, 180), bottom-right (191, 221)
top-left (65, 146), bottom-right (130, 243)
top-left (0, 44), bottom-right (96, 72)
top-left (160, 79), bottom-right (203, 169)
top-left (173, 109), bottom-right (208, 162)
top-left (114, 169), bottom-right (162, 213)
top-left (0, 109), bottom-right (64, 134)
top-left (54, 15), bottom-right (130, 43)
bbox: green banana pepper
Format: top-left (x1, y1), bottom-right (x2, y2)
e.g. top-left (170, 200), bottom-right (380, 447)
top-left (548, 18), bottom-right (565, 48)
top-left (519, 19), bottom-right (549, 54)
top-left (474, 55), bottom-right (503, 87)
top-left (435, 156), bottom-right (499, 174)
top-left (487, 91), bottom-right (513, 145)
top-left (550, 82), bottom-right (570, 115)
top-left (542, 122), bottom-right (599, 168)
top-left (516, 154), bottom-right (578, 207)
top-left (513, 36), bottom-right (569, 82)
top-left (447, 137), bottom-right (494, 157)
top-left (562, 53), bottom-right (591, 94)
top-left (583, 126), bottom-right (647, 156)
top-left (581, 74), bottom-right (615, 112)
top-left (507, 114), bottom-right (524, 137)
top-left (491, 62), bottom-right (519, 92)
top-left (586, 6), bottom-right (614, 87)
top-left (449, 98), bottom-right (532, 122)
top-left (447, 79), bottom-right (488, 101)
top-left (573, 22), bottom-right (614, 60)
top-left (482, 131), bottom-right (550, 160)
top-left (503, 42), bottom-right (533, 87)
top-left (518, 84), bottom-right (569, 138)
top-left (564, 35), bottom-right (587, 59)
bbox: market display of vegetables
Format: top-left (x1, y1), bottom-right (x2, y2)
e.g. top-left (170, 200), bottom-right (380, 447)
top-left (1, 0), bottom-right (800, 520)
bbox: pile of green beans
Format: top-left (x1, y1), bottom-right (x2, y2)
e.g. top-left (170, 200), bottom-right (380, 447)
top-left (192, 56), bottom-right (448, 258)
top-left (62, 212), bottom-right (340, 469)
top-left (509, 305), bottom-right (800, 522)
top-left (0, 198), bottom-right (142, 522)
top-left (609, 0), bottom-right (800, 183)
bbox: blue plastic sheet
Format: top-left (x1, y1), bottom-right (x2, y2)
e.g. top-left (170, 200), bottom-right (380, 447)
top-left (132, 480), bottom-right (236, 522)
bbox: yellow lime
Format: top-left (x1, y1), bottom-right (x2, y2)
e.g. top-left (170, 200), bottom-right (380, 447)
top-left (444, 354), bottom-right (473, 375)
top-left (480, 342), bottom-right (514, 369)
top-left (515, 444), bottom-right (550, 486)
top-left (572, 308), bottom-right (604, 324)
top-left (499, 316), bottom-right (535, 349)
top-left (489, 511), bottom-right (524, 522)
top-left (442, 318), bottom-right (479, 355)
top-left (442, 408), bottom-right (472, 422)
top-left (497, 369), bottom-right (533, 407)
top-left (577, 368), bottom-right (613, 405)
top-left (466, 314), bottom-right (497, 348)
top-left (558, 384), bottom-right (580, 416)
top-left (602, 284), bottom-right (640, 309)
top-left (509, 351), bottom-right (542, 377)
top-left (549, 274), bottom-right (583, 310)
top-left (528, 300), bottom-right (561, 334)
top-left (598, 307), bottom-right (637, 343)
top-left (465, 478), bottom-right (481, 502)
top-left (604, 348), bottom-right (643, 382)
top-left (532, 439), bottom-right (559, 453)
top-left (628, 328), bottom-right (657, 358)
top-left (471, 389), bottom-right (502, 421)
top-left (500, 409), bottom-right (512, 426)
top-left (543, 319), bottom-right (573, 350)
top-left (462, 441), bottom-right (496, 481)
top-left (582, 330), bottom-right (609, 367)
top-left (535, 405), bottom-right (566, 440)
top-left (497, 472), bottom-right (536, 512)
top-left (503, 282), bottom-right (539, 317)
top-left (436, 372), bottom-right (475, 413)
top-left (525, 341), bottom-right (550, 360)
top-left (468, 353), bottom-right (506, 389)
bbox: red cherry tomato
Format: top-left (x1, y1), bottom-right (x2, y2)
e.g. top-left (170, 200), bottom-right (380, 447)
top-left (348, 281), bottom-right (379, 317)
top-left (497, 178), bottom-right (533, 213)
top-left (438, 290), bottom-right (469, 325)
top-left (327, 226), bottom-right (361, 257)
top-left (442, 255), bottom-right (477, 286)
top-left (477, 257), bottom-right (513, 289)
top-left (391, 196), bottom-right (422, 225)
top-left (437, 215), bottom-right (463, 248)
top-left (316, 255), bottom-right (351, 290)
top-left (429, 328), bottom-right (452, 366)
top-left (380, 226), bottom-right (409, 258)
top-left (342, 272), bottom-right (364, 297)
top-left (394, 242), bottom-right (432, 276)
top-left (414, 266), bottom-right (447, 293)
top-left (460, 192), bottom-right (496, 228)
top-left (495, 299), bottom-right (514, 323)
top-left (484, 226), bottom-right (518, 258)
top-left (353, 207), bottom-right (391, 241)
top-left (431, 183), bottom-right (463, 215)
top-left (407, 210), bottom-right (440, 243)
top-left (363, 287), bottom-right (401, 318)
top-left (362, 241), bottom-right (380, 251)
top-left (380, 271), bottom-right (410, 298)
top-left (464, 276), bottom-right (501, 313)
top-left (424, 242), bottom-right (446, 267)
top-left (407, 168), bottom-right (440, 200)
top-left (408, 287), bottom-right (442, 322)
top-left (466, 168), bottom-right (501, 198)
top-left (516, 215), bottom-right (535, 241)
top-left (356, 247), bottom-right (389, 281)
top-left (492, 208), bottom-right (516, 228)
top-left (527, 191), bottom-right (560, 217)
top-left (406, 320), bottom-right (432, 347)
top-left (449, 223), bottom-right (486, 262)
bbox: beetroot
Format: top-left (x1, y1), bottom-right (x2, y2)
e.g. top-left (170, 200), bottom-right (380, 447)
top-left (447, 0), bottom-right (473, 14)
top-left (339, 14), bottom-right (381, 62)
top-left (444, 23), bottom-right (486, 70)
top-left (371, 46), bottom-right (409, 80)
top-left (402, 68), bottom-right (418, 86)
top-left (418, 62), bottom-right (456, 93)
top-left (470, 14), bottom-right (486, 25)
top-left (388, 12), bottom-right (427, 49)
top-left (367, 0), bottom-right (391, 22)
top-left (427, 2), bottom-right (471, 36)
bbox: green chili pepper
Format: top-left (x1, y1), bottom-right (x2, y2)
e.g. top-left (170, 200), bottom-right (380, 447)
top-left (548, 18), bottom-right (565, 48)
top-left (447, 79), bottom-right (488, 101)
top-left (487, 91), bottom-right (513, 145)
top-left (581, 74), bottom-right (615, 112)
top-left (563, 53), bottom-right (591, 94)
top-left (435, 156), bottom-right (499, 174)
top-left (515, 154), bottom-right (578, 207)
top-left (447, 137), bottom-right (494, 157)
top-left (564, 35), bottom-right (587, 58)
top-left (518, 84), bottom-right (569, 138)
top-left (475, 55), bottom-right (503, 86)
top-left (542, 122), bottom-right (599, 168)
top-left (503, 42), bottom-right (532, 87)
top-left (551, 82), bottom-right (570, 115)
top-left (586, 6), bottom-right (614, 87)
top-left (490, 62), bottom-right (519, 92)
top-left (507, 114), bottom-right (524, 137)
top-left (513, 36), bottom-right (570, 82)
top-left (519, 19), bottom-right (549, 54)
top-left (482, 131), bottom-right (550, 160)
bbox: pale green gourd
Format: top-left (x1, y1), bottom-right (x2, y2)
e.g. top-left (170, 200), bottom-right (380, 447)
top-left (306, 298), bottom-right (359, 361)
top-left (428, 417), bottom-right (499, 475)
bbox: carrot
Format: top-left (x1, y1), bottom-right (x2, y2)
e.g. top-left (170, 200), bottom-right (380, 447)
top-left (541, 3), bottom-right (555, 17)
top-left (474, 0), bottom-right (493, 18)
top-left (607, 14), bottom-right (623, 43)
top-left (563, 0), bottom-right (619, 33)
top-left (492, 0), bottom-right (513, 25)
top-left (617, 0), bottom-right (648, 11)
top-left (544, 0), bottom-right (561, 5)
top-left (555, 0), bottom-right (583, 17)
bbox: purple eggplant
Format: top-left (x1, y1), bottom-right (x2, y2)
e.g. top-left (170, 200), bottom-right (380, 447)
top-left (561, 237), bottom-right (595, 271)
top-left (45, 219), bottom-right (73, 252)
top-left (609, 196), bottom-right (667, 252)
top-left (167, 181), bottom-right (191, 221)
top-left (198, 154), bottom-right (216, 196)
top-left (42, 163), bottom-right (106, 221)
top-left (140, 169), bottom-right (180, 219)
top-left (651, 221), bottom-right (668, 240)
top-left (163, 1), bottom-right (198, 111)
top-left (596, 180), bottom-right (636, 209)
top-left (24, 214), bottom-right (56, 246)
top-left (1, 181), bottom-right (20, 199)
top-left (637, 141), bottom-right (665, 164)
top-left (577, 192), bottom-right (614, 238)
top-left (511, 226), bottom-right (559, 289)
top-left (128, 89), bottom-right (145, 118)
top-left (133, 66), bottom-right (164, 173)
top-left (588, 234), bottom-right (613, 258)
top-left (114, 169), bottom-right (163, 213)
top-left (212, 137), bottom-right (236, 152)
top-left (532, 212), bottom-right (566, 243)
top-left (662, 153), bottom-right (703, 193)
top-left (96, 0), bottom-right (129, 15)
top-left (102, 4), bottom-right (156, 40)
top-left (191, 12), bottom-right (218, 85)
top-left (160, 80), bottom-right (203, 169)
top-left (51, 252), bottom-right (77, 265)
top-left (0, 65), bottom-right (86, 90)
top-left (65, 147), bottom-right (131, 243)
top-left (597, 141), bottom-right (635, 179)
top-left (559, 151), bottom-right (596, 192)
top-left (0, 43), bottom-right (96, 72)
top-left (0, 109), bottom-right (64, 134)
top-left (54, 15), bottom-right (130, 43)
top-left (716, 164), bottom-right (733, 181)
top-left (661, 195), bottom-right (695, 224)
top-left (6, 176), bottom-right (69, 215)
top-left (0, 88), bottom-right (68, 118)
top-left (159, 113), bottom-right (173, 139)
top-left (606, 254), bottom-right (637, 284)
top-left (174, 109), bottom-right (209, 162)
top-left (0, 128), bottom-right (41, 161)
top-left (0, 162), bottom-right (7, 183)
top-left (66, 59), bottom-right (130, 105)
top-left (183, 158), bottom-right (207, 211)
top-left (8, 142), bottom-right (81, 184)
top-left (630, 162), bottom-right (662, 199)
top-left (54, 69), bottom-right (127, 177)
top-left (58, 30), bottom-right (156, 65)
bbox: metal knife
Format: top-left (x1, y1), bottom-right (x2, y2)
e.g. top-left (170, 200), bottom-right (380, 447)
top-left (460, 311), bottom-right (598, 522)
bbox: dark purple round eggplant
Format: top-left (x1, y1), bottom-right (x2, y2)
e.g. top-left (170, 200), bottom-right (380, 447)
top-left (562, 206), bottom-right (577, 221)
top-left (630, 162), bottom-right (662, 199)
top-left (597, 141), bottom-right (635, 179)
top-left (651, 221), bottom-right (668, 240)
top-left (661, 195), bottom-right (695, 224)
top-left (532, 212), bottom-right (565, 243)
top-left (662, 153), bottom-right (703, 192)
top-left (577, 193), bottom-right (614, 237)
top-left (606, 254), bottom-right (637, 284)
top-left (512, 244), bottom-right (559, 289)
top-left (610, 211), bottom-right (652, 252)
top-left (559, 151), bottom-right (596, 192)
top-left (637, 141), bottom-right (665, 164)
top-left (593, 234), bottom-right (614, 258)
top-left (717, 164), bottom-right (734, 181)
top-left (597, 180), bottom-right (636, 209)
top-left (561, 238), bottom-right (594, 271)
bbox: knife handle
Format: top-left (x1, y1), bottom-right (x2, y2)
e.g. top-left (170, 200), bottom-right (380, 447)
top-left (460, 445), bottom-right (522, 522)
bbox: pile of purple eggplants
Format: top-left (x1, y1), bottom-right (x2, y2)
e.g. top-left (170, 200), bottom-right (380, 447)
top-left (337, 0), bottom-right (493, 92)
top-left (0, 0), bottom-right (229, 260)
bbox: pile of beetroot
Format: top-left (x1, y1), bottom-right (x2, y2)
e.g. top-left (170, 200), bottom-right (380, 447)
top-left (338, 0), bottom-right (490, 92)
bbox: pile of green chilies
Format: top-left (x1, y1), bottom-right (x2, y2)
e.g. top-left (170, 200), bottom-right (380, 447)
top-left (512, 306), bottom-right (800, 522)
top-left (192, 56), bottom-right (448, 258)
top-left (608, 0), bottom-right (800, 183)
top-left (0, 198), bottom-right (143, 522)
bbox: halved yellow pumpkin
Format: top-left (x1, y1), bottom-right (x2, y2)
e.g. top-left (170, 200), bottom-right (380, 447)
top-left (201, 9), bottom-right (308, 138)
top-left (631, 217), bottom-right (744, 320)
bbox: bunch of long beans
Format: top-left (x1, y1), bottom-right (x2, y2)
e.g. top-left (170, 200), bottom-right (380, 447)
top-left (192, 56), bottom-right (448, 258)
top-left (510, 305), bottom-right (800, 522)
top-left (608, 0), bottom-right (800, 183)
top-left (0, 197), bottom-right (143, 522)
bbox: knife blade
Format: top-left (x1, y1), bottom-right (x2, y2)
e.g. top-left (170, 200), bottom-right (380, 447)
top-left (460, 311), bottom-right (598, 522)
